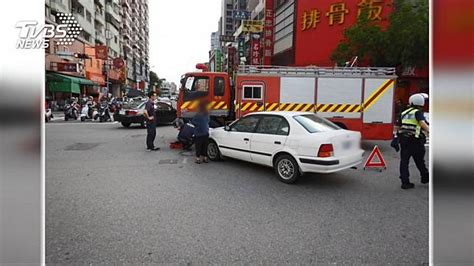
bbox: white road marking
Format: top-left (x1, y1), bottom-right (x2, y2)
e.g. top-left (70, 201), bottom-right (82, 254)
top-left (47, 121), bottom-right (118, 125)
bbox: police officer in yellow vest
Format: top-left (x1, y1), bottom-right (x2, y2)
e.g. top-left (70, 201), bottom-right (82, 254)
top-left (398, 93), bottom-right (429, 189)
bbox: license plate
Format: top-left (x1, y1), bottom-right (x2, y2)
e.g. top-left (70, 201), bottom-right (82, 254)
top-left (119, 110), bottom-right (125, 115)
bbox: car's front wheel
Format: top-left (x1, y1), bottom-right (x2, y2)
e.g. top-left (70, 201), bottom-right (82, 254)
top-left (274, 154), bottom-right (300, 184)
top-left (207, 140), bottom-right (222, 161)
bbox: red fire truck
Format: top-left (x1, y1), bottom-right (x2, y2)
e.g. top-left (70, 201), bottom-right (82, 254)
top-left (177, 65), bottom-right (397, 140)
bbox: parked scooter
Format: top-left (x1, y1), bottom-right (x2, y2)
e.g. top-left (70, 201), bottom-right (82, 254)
top-left (80, 100), bottom-right (99, 122)
top-left (64, 99), bottom-right (79, 121)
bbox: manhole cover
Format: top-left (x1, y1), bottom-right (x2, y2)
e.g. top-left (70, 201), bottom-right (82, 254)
top-left (158, 159), bottom-right (178, 164)
top-left (64, 143), bottom-right (100, 151)
top-left (131, 134), bottom-right (145, 138)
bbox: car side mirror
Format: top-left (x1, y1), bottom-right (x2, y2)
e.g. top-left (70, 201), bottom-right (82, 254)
top-left (224, 125), bottom-right (231, 131)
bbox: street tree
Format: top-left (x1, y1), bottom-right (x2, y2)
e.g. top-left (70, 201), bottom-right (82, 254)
top-left (149, 71), bottom-right (163, 92)
top-left (331, 0), bottom-right (429, 69)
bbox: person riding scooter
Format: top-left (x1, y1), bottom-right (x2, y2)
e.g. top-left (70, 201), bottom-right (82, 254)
top-left (98, 96), bottom-right (111, 122)
top-left (80, 97), bottom-right (98, 121)
top-left (64, 97), bottom-right (79, 121)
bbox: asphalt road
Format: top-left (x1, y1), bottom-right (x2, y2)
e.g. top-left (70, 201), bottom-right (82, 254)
top-left (46, 120), bottom-right (428, 264)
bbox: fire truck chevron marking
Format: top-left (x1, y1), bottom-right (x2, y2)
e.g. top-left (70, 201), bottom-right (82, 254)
top-left (207, 101), bottom-right (215, 109)
top-left (181, 100), bottom-right (228, 110)
top-left (237, 102), bottom-right (367, 113)
top-left (241, 102), bottom-right (252, 111)
top-left (181, 101), bottom-right (191, 109)
top-left (363, 79), bottom-right (394, 111)
top-left (302, 104), bottom-right (313, 112)
top-left (315, 103), bottom-right (362, 113)
top-left (267, 103), bottom-right (279, 111)
top-left (214, 101), bottom-right (226, 109)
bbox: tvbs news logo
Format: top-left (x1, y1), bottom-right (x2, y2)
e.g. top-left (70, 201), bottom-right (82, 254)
top-left (16, 13), bottom-right (82, 49)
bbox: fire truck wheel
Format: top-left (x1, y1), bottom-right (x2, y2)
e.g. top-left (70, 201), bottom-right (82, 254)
top-left (207, 140), bottom-right (222, 161)
top-left (274, 154), bottom-right (299, 184)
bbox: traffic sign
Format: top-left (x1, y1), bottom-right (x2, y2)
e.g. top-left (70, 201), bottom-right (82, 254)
top-left (363, 145), bottom-right (387, 171)
top-left (233, 10), bottom-right (250, 20)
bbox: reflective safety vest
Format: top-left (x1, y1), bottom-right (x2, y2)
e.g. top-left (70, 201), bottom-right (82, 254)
top-left (399, 108), bottom-right (422, 138)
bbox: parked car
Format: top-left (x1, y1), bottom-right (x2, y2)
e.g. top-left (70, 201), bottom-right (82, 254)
top-left (114, 101), bottom-right (177, 128)
top-left (207, 112), bottom-right (365, 183)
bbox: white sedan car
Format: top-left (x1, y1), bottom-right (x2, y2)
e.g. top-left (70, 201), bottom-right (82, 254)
top-left (207, 112), bottom-right (364, 183)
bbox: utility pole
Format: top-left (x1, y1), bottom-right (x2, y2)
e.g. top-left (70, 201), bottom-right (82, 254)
top-left (105, 26), bottom-right (113, 98)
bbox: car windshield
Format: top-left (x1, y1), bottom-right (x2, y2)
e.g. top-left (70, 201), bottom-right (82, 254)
top-left (123, 101), bottom-right (145, 109)
top-left (293, 114), bottom-right (340, 133)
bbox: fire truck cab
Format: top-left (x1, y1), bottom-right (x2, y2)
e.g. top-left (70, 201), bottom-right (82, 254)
top-left (177, 68), bottom-right (233, 126)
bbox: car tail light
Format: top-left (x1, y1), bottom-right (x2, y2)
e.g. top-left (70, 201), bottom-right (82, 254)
top-left (318, 144), bottom-right (334, 158)
top-left (127, 110), bottom-right (138, 115)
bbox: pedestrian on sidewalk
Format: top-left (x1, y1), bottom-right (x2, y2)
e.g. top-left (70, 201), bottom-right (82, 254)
top-left (144, 91), bottom-right (160, 151)
top-left (192, 101), bottom-right (210, 164)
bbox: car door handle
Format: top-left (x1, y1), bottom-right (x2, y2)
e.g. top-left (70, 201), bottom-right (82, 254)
top-left (243, 138), bottom-right (249, 141)
top-left (274, 141), bottom-right (281, 145)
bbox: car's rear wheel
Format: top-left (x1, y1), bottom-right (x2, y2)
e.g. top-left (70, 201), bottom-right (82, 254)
top-left (274, 154), bottom-right (299, 184)
top-left (121, 122), bottom-right (131, 128)
top-left (207, 140), bottom-right (222, 161)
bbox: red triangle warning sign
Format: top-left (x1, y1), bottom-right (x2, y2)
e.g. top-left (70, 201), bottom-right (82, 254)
top-left (363, 145), bottom-right (387, 170)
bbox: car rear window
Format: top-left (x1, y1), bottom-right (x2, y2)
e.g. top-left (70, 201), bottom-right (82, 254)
top-left (123, 101), bottom-right (145, 109)
top-left (293, 114), bottom-right (340, 133)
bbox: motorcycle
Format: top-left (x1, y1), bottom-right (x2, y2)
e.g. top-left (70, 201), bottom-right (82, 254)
top-left (80, 101), bottom-right (99, 122)
top-left (98, 102), bottom-right (111, 122)
top-left (64, 101), bottom-right (79, 121)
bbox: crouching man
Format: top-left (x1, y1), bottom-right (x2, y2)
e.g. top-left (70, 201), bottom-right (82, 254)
top-left (178, 122), bottom-right (195, 151)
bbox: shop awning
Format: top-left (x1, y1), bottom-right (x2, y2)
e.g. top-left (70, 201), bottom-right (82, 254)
top-left (46, 73), bottom-right (95, 94)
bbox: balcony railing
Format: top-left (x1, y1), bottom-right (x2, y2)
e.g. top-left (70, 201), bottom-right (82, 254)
top-left (49, 0), bottom-right (69, 14)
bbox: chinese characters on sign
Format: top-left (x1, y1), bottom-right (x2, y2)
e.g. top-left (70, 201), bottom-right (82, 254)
top-left (56, 62), bottom-right (78, 72)
top-left (301, 0), bottom-right (387, 31)
top-left (113, 58), bottom-right (125, 69)
top-left (326, 3), bottom-right (349, 25)
top-left (233, 10), bottom-right (250, 20)
top-left (95, 45), bottom-right (108, 60)
top-left (242, 20), bottom-right (264, 33)
top-left (238, 37), bottom-right (245, 59)
top-left (302, 9), bottom-right (321, 31)
top-left (219, 35), bottom-right (235, 42)
top-left (216, 50), bottom-right (222, 72)
top-left (251, 34), bottom-right (261, 65)
top-left (227, 47), bottom-right (236, 75)
top-left (357, 0), bottom-right (383, 20)
top-left (263, 0), bottom-right (274, 65)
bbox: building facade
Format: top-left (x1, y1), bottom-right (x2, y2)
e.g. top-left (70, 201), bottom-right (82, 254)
top-left (208, 0), bottom-right (428, 108)
top-left (210, 31), bottom-right (220, 51)
top-left (121, 0), bottom-right (150, 92)
top-left (221, 0), bottom-right (235, 36)
top-left (45, 0), bottom-right (149, 104)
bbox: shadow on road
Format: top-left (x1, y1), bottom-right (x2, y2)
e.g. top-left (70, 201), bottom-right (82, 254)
top-left (212, 156), bottom-right (357, 189)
